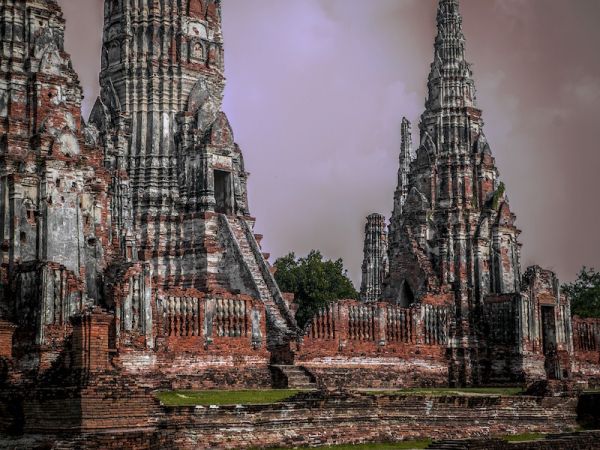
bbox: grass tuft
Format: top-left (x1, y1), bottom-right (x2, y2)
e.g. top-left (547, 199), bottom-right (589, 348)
top-left (364, 387), bottom-right (523, 397)
top-left (156, 389), bottom-right (301, 406)
top-left (503, 433), bottom-right (545, 442)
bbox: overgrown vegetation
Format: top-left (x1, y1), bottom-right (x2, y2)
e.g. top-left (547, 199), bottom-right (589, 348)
top-left (156, 389), bottom-right (300, 406)
top-left (490, 182), bottom-right (506, 210)
top-left (363, 387), bottom-right (523, 397)
top-left (274, 251), bottom-right (358, 327)
top-left (562, 267), bottom-right (600, 318)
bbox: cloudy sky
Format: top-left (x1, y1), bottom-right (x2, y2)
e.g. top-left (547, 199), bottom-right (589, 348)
top-left (57, 0), bottom-right (600, 286)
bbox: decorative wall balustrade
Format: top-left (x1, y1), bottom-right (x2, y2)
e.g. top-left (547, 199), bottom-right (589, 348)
top-left (157, 296), bottom-right (258, 342)
top-left (386, 306), bottom-right (414, 343)
top-left (348, 304), bottom-right (376, 341)
top-left (304, 300), bottom-right (451, 347)
top-left (308, 304), bottom-right (336, 340)
top-left (112, 264), bottom-right (153, 347)
top-left (158, 297), bottom-right (201, 338)
top-left (573, 317), bottom-right (600, 353)
top-left (214, 298), bottom-right (248, 338)
top-left (422, 304), bottom-right (448, 345)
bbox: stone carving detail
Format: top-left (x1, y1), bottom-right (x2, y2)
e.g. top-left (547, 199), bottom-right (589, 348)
top-left (348, 305), bottom-right (376, 341)
top-left (158, 297), bottom-right (201, 338)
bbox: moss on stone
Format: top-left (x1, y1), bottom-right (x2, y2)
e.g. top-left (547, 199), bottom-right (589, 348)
top-left (363, 387), bottom-right (523, 397)
top-left (503, 433), bottom-right (546, 442)
top-left (156, 389), bottom-right (301, 406)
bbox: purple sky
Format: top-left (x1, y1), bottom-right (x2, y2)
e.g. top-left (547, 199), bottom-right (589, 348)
top-left (58, 0), bottom-right (600, 286)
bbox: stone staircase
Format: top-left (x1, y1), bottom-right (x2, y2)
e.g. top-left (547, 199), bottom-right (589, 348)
top-left (271, 365), bottom-right (317, 390)
top-left (224, 216), bottom-right (298, 344)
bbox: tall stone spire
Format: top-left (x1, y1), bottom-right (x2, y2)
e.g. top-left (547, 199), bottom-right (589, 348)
top-left (384, 0), bottom-right (523, 384)
top-left (360, 214), bottom-right (388, 303)
top-left (393, 118), bottom-right (413, 216)
top-left (89, 0), bottom-right (297, 347)
top-left (426, 0), bottom-right (476, 116)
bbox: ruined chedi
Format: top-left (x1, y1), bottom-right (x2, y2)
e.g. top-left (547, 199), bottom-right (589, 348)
top-left (360, 0), bottom-right (573, 385)
top-left (0, 0), bottom-right (297, 384)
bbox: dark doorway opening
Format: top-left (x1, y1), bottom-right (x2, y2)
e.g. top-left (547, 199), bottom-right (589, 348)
top-left (398, 281), bottom-right (415, 308)
top-left (541, 305), bottom-right (560, 379)
top-left (214, 170), bottom-right (232, 215)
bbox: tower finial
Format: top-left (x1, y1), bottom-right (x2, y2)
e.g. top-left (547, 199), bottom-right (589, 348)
top-left (424, 0), bottom-right (475, 112)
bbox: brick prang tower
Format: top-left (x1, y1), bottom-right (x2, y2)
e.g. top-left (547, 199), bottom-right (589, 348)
top-left (384, 0), bottom-right (527, 384)
top-left (0, 0), bottom-right (111, 353)
top-left (88, 0), bottom-right (298, 350)
top-left (360, 213), bottom-right (388, 303)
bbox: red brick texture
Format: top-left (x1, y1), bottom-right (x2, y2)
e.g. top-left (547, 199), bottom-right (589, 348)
top-left (572, 317), bottom-right (600, 387)
top-left (296, 300), bottom-right (451, 388)
top-left (0, 390), bottom-right (581, 449)
top-left (70, 310), bottom-right (112, 373)
top-left (0, 320), bottom-right (16, 359)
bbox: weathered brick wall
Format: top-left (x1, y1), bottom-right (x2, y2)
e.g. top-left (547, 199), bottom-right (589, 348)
top-left (428, 431), bottom-right (600, 450)
top-left (109, 292), bottom-right (272, 389)
top-left (70, 310), bottom-right (112, 373)
top-left (297, 300), bottom-right (450, 388)
top-left (0, 319), bottom-right (16, 359)
top-left (572, 317), bottom-right (600, 387)
top-left (1, 391), bottom-right (580, 449)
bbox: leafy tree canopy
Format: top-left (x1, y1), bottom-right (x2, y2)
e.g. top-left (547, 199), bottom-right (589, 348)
top-left (562, 267), bottom-right (600, 318)
top-left (274, 251), bottom-right (358, 328)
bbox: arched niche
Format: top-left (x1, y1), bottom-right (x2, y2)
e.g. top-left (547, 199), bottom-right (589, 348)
top-left (397, 280), bottom-right (415, 308)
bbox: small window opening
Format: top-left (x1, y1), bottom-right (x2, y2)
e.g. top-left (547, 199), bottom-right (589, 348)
top-left (20, 231), bottom-right (27, 243)
top-left (214, 170), bottom-right (232, 215)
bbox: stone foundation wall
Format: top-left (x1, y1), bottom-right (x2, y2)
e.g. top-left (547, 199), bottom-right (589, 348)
top-left (116, 349), bottom-right (272, 389)
top-left (428, 431), bottom-right (600, 450)
top-left (0, 391), bottom-right (580, 449)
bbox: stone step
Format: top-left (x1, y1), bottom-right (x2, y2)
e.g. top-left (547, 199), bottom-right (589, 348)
top-left (226, 217), bottom-right (289, 330)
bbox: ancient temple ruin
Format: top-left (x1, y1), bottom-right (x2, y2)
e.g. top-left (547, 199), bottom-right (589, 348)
top-left (0, 0), bottom-right (599, 447)
top-left (300, 0), bottom-right (598, 388)
top-left (0, 0), bottom-right (597, 417)
top-left (0, 0), bottom-right (297, 388)
top-left (381, 0), bottom-right (574, 385)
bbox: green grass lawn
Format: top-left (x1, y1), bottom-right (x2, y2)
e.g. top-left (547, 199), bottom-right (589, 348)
top-left (363, 387), bottom-right (523, 397)
top-left (253, 441), bottom-right (431, 450)
top-left (503, 433), bottom-right (546, 442)
top-left (156, 389), bottom-right (302, 406)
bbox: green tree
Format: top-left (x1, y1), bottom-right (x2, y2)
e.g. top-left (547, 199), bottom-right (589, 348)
top-left (274, 251), bottom-right (358, 328)
top-left (562, 267), bottom-right (600, 318)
